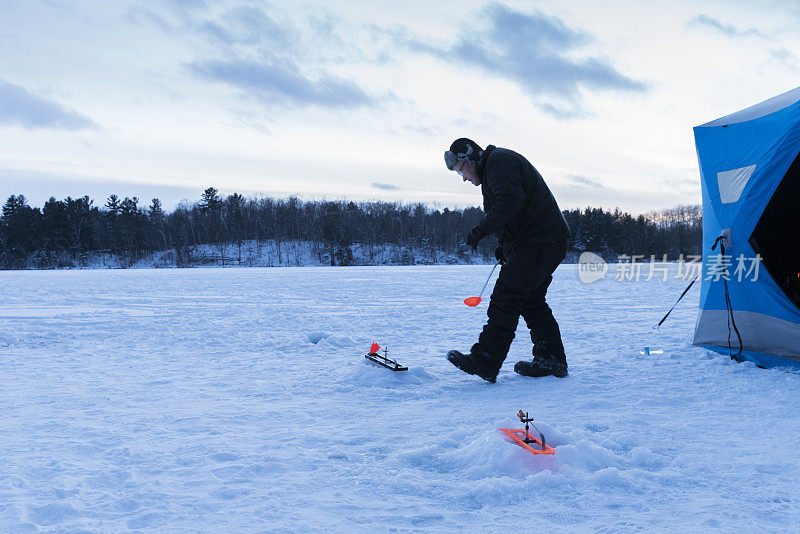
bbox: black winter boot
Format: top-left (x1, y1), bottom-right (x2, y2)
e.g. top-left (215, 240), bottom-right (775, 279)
top-left (514, 340), bottom-right (567, 378)
top-left (447, 345), bottom-right (499, 383)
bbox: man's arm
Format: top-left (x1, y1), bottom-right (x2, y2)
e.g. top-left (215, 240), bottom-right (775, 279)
top-left (476, 155), bottom-right (524, 236)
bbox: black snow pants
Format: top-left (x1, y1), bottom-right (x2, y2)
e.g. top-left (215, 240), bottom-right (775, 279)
top-left (475, 240), bottom-right (567, 371)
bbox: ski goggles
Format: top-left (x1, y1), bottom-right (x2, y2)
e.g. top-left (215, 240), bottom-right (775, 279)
top-left (444, 150), bottom-right (466, 171)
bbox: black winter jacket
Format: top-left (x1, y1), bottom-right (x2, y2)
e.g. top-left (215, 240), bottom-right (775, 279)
top-left (476, 145), bottom-right (570, 251)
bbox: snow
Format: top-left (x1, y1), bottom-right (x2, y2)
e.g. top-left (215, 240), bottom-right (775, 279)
top-left (1, 265), bottom-right (799, 531)
top-left (38, 240), bottom-right (498, 269)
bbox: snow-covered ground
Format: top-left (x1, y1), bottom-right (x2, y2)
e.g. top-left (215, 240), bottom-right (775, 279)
top-left (1, 265), bottom-right (799, 532)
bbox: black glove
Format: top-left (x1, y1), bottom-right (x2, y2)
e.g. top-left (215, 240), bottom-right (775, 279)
top-left (494, 245), bottom-right (505, 264)
top-left (466, 226), bottom-right (485, 250)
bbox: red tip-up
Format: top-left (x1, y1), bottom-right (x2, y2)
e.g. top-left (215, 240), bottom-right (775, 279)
top-left (370, 342), bottom-right (380, 353)
top-left (464, 297), bottom-right (482, 307)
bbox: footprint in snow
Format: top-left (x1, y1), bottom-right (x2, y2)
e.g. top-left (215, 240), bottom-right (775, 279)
top-left (0, 330), bottom-right (20, 347)
top-left (210, 452), bottom-right (241, 462)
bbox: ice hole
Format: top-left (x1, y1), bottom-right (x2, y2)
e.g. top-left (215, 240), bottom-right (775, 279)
top-left (306, 331), bottom-right (331, 344)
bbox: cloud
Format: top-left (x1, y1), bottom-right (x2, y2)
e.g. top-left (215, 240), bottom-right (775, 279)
top-left (0, 80), bottom-right (96, 130)
top-left (126, 7), bottom-right (175, 33)
top-left (689, 14), bottom-right (766, 38)
top-left (537, 102), bottom-right (585, 120)
top-left (371, 182), bottom-right (399, 190)
top-left (769, 47), bottom-right (799, 68)
top-left (140, 3), bottom-right (375, 111)
top-left (146, 2), bottom-right (642, 117)
top-left (385, 3), bottom-right (646, 118)
top-left (127, 0), bottom-right (208, 32)
top-left (662, 177), bottom-right (699, 188)
top-left (196, 5), bottom-right (295, 49)
top-left (189, 58), bottom-right (374, 108)
top-left (164, 0), bottom-right (208, 15)
top-left (569, 175), bottom-right (604, 188)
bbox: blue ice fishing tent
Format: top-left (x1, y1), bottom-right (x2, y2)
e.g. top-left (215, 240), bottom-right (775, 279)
top-left (693, 86), bottom-right (800, 368)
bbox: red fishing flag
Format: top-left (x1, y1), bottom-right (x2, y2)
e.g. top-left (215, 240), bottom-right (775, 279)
top-left (370, 343), bottom-right (380, 354)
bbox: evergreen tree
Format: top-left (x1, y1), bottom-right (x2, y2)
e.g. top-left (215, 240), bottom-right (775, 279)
top-left (104, 194), bottom-right (121, 254)
top-left (148, 198), bottom-right (164, 220)
top-left (148, 198), bottom-right (167, 251)
top-left (199, 187), bottom-right (222, 214)
top-left (105, 194), bottom-right (120, 213)
top-left (42, 197), bottom-right (68, 252)
top-left (1, 195), bottom-right (42, 267)
top-left (64, 196), bottom-right (95, 261)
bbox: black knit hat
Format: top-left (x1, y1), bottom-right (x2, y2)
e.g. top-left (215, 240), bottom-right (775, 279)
top-left (444, 138), bottom-right (484, 170)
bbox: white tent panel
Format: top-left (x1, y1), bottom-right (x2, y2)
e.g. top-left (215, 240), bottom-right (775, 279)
top-left (717, 164), bottom-right (755, 204)
top-left (694, 309), bottom-right (800, 360)
top-left (700, 86), bottom-right (800, 127)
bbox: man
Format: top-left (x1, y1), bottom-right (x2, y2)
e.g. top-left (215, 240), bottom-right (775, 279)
top-left (444, 137), bottom-right (570, 383)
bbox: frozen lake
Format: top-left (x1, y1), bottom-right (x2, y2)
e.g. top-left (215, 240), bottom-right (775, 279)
top-left (1, 265), bottom-right (799, 532)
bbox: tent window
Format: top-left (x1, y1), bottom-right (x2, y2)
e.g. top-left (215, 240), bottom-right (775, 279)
top-left (750, 151), bottom-right (800, 310)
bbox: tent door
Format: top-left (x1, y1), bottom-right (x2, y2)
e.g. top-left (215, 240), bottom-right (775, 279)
top-left (749, 150), bottom-right (800, 310)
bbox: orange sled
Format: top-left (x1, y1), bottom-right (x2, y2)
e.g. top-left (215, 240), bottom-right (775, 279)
top-left (499, 409), bottom-right (555, 455)
top-left (498, 428), bottom-right (555, 455)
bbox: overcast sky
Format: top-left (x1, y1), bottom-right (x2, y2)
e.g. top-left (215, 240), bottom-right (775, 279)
top-left (1, 0), bottom-right (799, 213)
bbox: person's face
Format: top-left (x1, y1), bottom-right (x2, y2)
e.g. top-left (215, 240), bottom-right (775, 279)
top-left (456, 160), bottom-right (480, 186)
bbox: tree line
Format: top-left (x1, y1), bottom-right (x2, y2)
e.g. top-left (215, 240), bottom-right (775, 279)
top-left (0, 188), bottom-right (702, 269)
